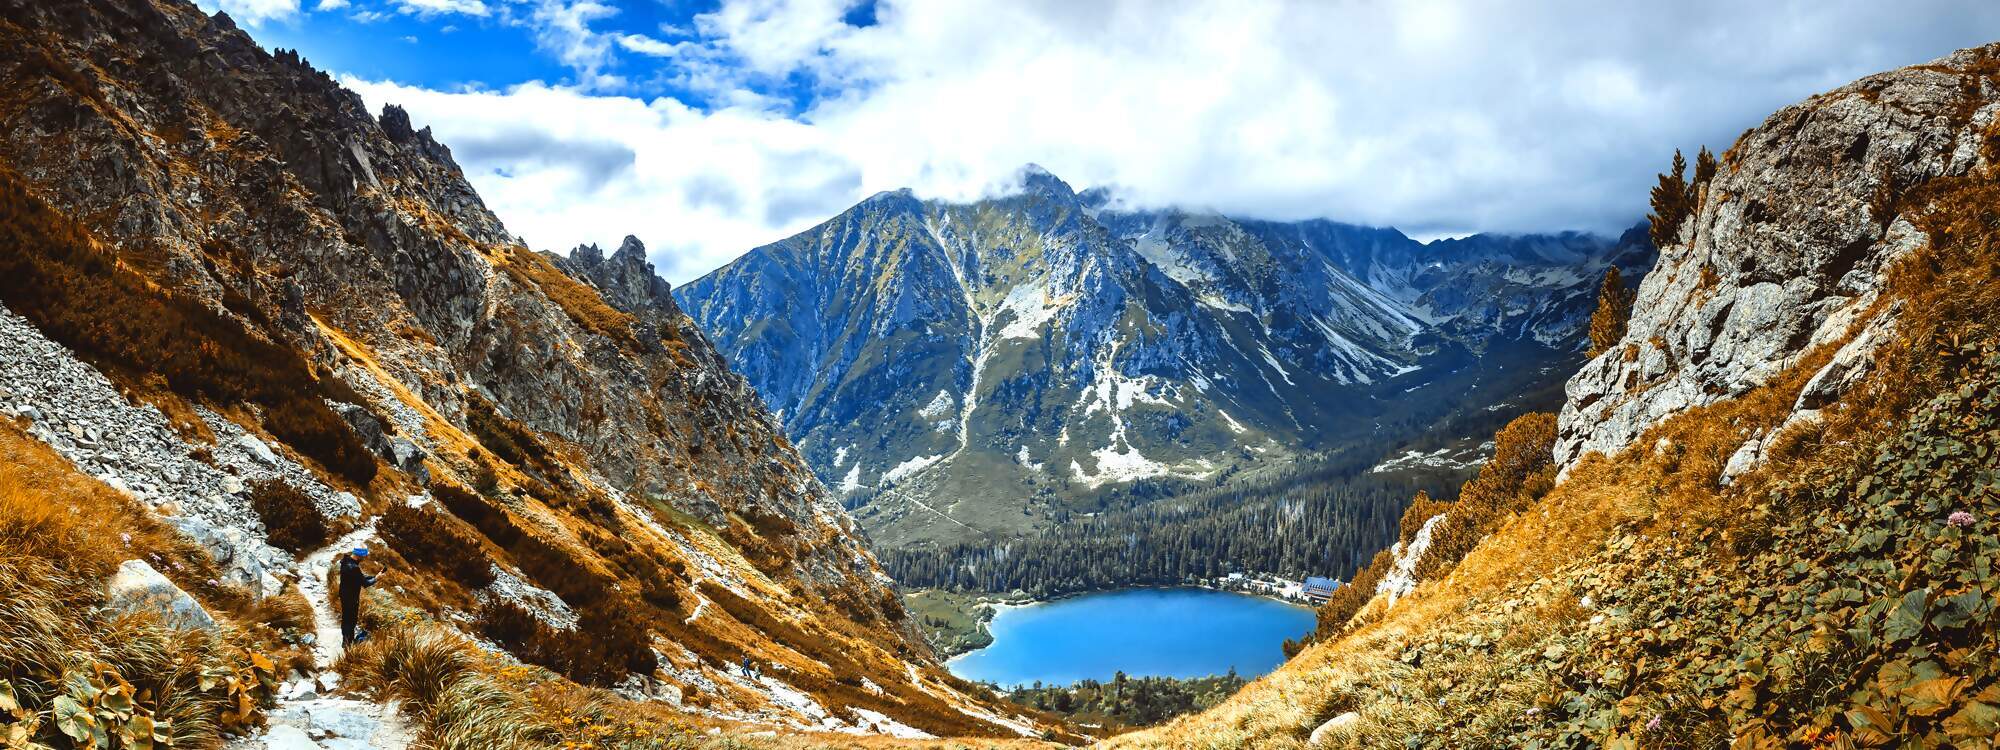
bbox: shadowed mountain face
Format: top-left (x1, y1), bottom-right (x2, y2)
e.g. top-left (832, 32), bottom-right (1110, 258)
top-left (674, 167), bottom-right (1654, 548)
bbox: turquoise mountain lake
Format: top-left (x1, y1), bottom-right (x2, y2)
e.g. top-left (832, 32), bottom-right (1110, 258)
top-left (945, 588), bottom-right (1315, 687)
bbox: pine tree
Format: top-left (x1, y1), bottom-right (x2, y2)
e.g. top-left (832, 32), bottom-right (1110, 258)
top-left (1648, 149), bottom-right (1690, 247)
top-left (1692, 146), bottom-right (1718, 205)
top-left (1587, 267), bottom-right (1634, 356)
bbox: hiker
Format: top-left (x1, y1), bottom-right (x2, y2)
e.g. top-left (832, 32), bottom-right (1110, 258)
top-left (741, 658), bottom-right (756, 679)
top-left (338, 546), bottom-right (378, 647)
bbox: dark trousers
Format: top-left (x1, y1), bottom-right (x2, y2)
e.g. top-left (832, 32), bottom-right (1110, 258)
top-left (340, 597), bottom-right (360, 646)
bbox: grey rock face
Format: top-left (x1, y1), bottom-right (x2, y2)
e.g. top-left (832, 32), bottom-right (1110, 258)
top-left (1556, 46), bottom-right (2000, 472)
top-left (106, 559), bottom-right (217, 631)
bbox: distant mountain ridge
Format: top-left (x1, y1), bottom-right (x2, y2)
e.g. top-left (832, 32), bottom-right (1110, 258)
top-left (673, 167), bottom-right (1653, 548)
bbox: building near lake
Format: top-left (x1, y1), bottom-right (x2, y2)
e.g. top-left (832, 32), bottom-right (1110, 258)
top-left (1302, 577), bottom-right (1339, 604)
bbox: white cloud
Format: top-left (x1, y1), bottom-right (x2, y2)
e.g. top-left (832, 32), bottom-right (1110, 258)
top-left (525, 0), bottom-right (625, 89)
top-left (314, 0), bottom-right (348, 11)
top-left (193, 0), bottom-right (300, 26)
top-left (344, 77), bottom-right (861, 285)
top-left (615, 33), bottom-right (687, 58)
top-left (392, 0), bottom-right (488, 18)
top-left (341, 0), bottom-right (2000, 285)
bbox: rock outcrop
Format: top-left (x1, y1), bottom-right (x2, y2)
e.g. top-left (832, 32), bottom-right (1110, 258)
top-left (1556, 46), bottom-right (1998, 471)
top-left (106, 559), bottom-right (217, 631)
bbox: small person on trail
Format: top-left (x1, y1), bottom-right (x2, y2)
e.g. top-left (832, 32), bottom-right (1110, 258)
top-left (338, 546), bottom-right (378, 647)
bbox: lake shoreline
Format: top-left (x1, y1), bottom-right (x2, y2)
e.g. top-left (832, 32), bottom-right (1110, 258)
top-left (942, 587), bottom-right (1318, 687)
top-left (915, 582), bottom-right (1315, 660)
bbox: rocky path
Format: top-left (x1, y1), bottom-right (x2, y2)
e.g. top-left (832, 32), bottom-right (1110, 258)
top-left (225, 519), bottom-right (416, 750)
top-left (225, 693), bottom-right (416, 750)
top-left (299, 520), bottom-right (380, 669)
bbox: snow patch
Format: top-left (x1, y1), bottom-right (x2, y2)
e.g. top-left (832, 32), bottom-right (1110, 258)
top-left (838, 464), bottom-right (862, 493)
top-left (847, 708), bottom-right (936, 739)
top-left (1070, 444), bottom-right (1173, 487)
top-left (1370, 442), bottom-right (1492, 474)
top-left (1016, 445), bottom-right (1043, 473)
top-left (1258, 345), bottom-right (1296, 386)
top-left (882, 454), bottom-right (946, 484)
top-left (1199, 295), bottom-right (1251, 313)
top-left (918, 390), bottom-right (954, 419)
top-left (1217, 409), bottom-right (1247, 434)
top-left (997, 282), bottom-right (1065, 339)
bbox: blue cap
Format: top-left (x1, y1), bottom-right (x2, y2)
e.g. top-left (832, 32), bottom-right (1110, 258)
top-left (353, 547), bottom-right (369, 557)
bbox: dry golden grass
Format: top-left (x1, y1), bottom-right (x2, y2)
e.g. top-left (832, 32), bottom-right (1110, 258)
top-left (0, 421), bottom-right (303, 746)
top-left (0, 421), bottom-right (206, 582)
top-left (494, 245), bottom-right (640, 348)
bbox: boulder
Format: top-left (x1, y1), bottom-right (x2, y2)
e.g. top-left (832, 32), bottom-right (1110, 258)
top-left (1308, 712), bottom-right (1361, 747)
top-left (239, 434), bottom-right (279, 465)
top-left (167, 515), bottom-right (280, 599)
top-left (105, 559), bottom-right (216, 631)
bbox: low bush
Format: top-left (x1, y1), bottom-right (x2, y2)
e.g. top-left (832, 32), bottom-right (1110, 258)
top-left (431, 481), bottom-right (524, 548)
top-left (378, 502), bottom-right (496, 588)
top-left (478, 600), bottom-right (657, 686)
top-left (247, 479), bottom-right (328, 553)
top-left (1413, 412), bottom-right (1557, 580)
top-left (507, 533), bottom-right (612, 610)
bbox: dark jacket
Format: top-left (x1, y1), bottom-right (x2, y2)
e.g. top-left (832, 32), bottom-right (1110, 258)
top-left (338, 555), bottom-right (376, 606)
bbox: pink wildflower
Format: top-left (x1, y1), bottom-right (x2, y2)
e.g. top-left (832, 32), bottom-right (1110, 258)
top-left (1647, 715), bottom-right (1662, 732)
top-left (1948, 511), bottom-right (1974, 527)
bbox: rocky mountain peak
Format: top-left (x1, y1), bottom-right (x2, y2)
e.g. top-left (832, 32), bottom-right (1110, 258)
top-left (1015, 162), bottom-right (1078, 199)
top-left (614, 234), bottom-right (649, 263)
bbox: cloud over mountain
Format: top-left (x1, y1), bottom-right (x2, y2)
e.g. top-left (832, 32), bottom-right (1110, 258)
top-left (330, 0), bottom-right (1997, 284)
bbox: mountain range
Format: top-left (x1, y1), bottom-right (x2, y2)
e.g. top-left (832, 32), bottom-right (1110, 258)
top-left (674, 171), bottom-right (1654, 548)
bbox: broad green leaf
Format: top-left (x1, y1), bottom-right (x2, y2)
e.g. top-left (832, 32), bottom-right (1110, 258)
top-left (52, 696), bottom-right (92, 742)
top-left (1883, 589), bottom-right (1928, 642)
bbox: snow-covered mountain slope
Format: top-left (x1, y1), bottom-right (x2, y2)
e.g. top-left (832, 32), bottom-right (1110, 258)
top-left (674, 167), bottom-right (1653, 548)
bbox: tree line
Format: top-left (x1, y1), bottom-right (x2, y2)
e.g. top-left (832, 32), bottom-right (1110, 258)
top-left (1002, 672), bottom-right (1250, 730)
top-left (881, 454), bottom-right (1465, 598)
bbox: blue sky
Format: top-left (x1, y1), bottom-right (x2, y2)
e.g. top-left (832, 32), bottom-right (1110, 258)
top-left (197, 0), bottom-right (2000, 284)
top-left (246, 0), bottom-right (868, 111)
